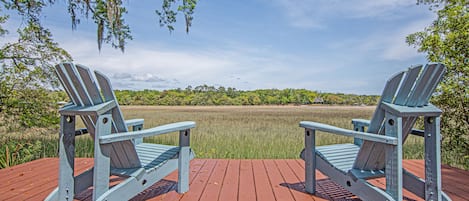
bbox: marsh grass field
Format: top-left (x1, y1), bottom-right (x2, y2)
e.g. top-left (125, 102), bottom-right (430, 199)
top-left (0, 105), bottom-right (427, 168)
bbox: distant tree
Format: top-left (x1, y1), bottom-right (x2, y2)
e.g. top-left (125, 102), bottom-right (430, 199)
top-left (407, 0), bottom-right (468, 168)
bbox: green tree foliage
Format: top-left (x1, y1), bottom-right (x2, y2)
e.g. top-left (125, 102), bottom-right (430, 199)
top-left (407, 0), bottom-right (468, 168)
top-left (0, 1), bottom-right (197, 131)
top-left (112, 86), bottom-right (380, 106)
top-left (0, 18), bottom-right (71, 130)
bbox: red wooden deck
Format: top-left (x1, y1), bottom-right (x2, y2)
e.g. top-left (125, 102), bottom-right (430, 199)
top-left (0, 158), bottom-right (467, 201)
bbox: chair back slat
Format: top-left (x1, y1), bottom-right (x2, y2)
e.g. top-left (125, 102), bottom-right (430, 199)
top-left (56, 63), bottom-right (141, 168)
top-left (94, 70), bottom-right (141, 168)
top-left (56, 63), bottom-right (97, 137)
top-left (76, 65), bottom-right (104, 105)
top-left (95, 71), bottom-right (128, 133)
top-left (353, 71), bottom-right (405, 169)
top-left (353, 64), bottom-right (445, 170)
top-left (367, 71), bottom-right (405, 134)
top-left (74, 65), bottom-right (139, 168)
top-left (406, 63), bottom-right (443, 106)
top-left (63, 64), bottom-right (94, 106)
top-left (56, 64), bottom-right (82, 106)
top-left (394, 65), bottom-right (423, 105)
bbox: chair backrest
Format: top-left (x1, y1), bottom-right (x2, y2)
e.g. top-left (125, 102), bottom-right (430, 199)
top-left (55, 63), bottom-right (141, 168)
top-left (353, 63), bottom-right (446, 170)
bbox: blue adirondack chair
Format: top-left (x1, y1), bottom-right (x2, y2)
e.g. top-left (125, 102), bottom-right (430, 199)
top-left (300, 63), bottom-right (451, 201)
top-left (45, 63), bottom-right (196, 201)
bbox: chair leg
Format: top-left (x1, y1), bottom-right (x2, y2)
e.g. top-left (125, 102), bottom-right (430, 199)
top-left (178, 129), bottom-right (190, 193)
top-left (57, 115), bottom-right (76, 201)
top-left (385, 114), bottom-right (403, 201)
top-left (304, 128), bottom-right (316, 194)
top-left (424, 116), bottom-right (443, 201)
top-left (93, 115), bottom-right (112, 201)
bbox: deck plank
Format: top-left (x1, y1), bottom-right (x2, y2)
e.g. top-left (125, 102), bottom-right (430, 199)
top-left (1, 158), bottom-right (93, 201)
top-left (0, 158), bottom-right (467, 201)
top-left (218, 160), bottom-right (240, 201)
top-left (252, 160), bottom-right (276, 201)
top-left (180, 159), bottom-right (218, 201)
top-left (263, 160), bottom-right (296, 201)
top-left (25, 158), bottom-right (93, 201)
top-left (285, 160), bottom-right (329, 201)
top-left (275, 159), bottom-right (316, 201)
top-left (198, 160), bottom-right (229, 201)
top-left (156, 159), bottom-right (207, 201)
top-left (238, 160), bottom-right (256, 201)
top-left (404, 160), bottom-right (468, 201)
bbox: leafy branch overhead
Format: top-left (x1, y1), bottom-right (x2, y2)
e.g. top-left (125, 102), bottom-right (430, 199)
top-left (1, 0), bottom-right (198, 52)
top-left (407, 0), bottom-right (469, 168)
top-left (156, 0), bottom-right (197, 33)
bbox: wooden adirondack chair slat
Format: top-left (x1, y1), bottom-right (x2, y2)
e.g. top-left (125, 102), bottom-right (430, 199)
top-left (354, 71), bottom-right (405, 169)
top-left (360, 68), bottom-right (421, 170)
top-left (300, 63), bottom-right (450, 201)
top-left (46, 63), bottom-right (195, 201)
top-left (63, 64), bottom-right (95, 106)
top-left (94, 71), bottom-right (128, 132)
top-left (363, 63), bottom-right (447, 170)
top-left (56, 63), bottom-right (97, 138)
top-left (83, 66), bottom-right (138, 168)
top-left (394, 65), bottom-right (423, 105)
top-left (61, 64), bottom-right (140, 169)
top-left (75, 65), bottom-right (104, 106)
top-left (92, 70), bottom-right (141, 168)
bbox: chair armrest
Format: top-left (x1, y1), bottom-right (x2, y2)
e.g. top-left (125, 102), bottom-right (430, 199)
top-left (59, 101), bottom-right (116, 116)
top-left (99, 121), bottom-right (196, 144)
top-left (300, 121), bottom-right (397, 145)
top-left (125, 119), bottom-right (144, 127)
top-left (351, 119), bottom-right (370, 127)
top-left (352, 119), bottom-right (425, 137)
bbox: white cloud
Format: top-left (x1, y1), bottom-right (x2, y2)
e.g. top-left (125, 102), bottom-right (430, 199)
top-left (54, 30), bottom-right (343, 91)
top-left (272, 0), bottom-right (419, 29)
top-left (52, 27), bottom-right (406, 94)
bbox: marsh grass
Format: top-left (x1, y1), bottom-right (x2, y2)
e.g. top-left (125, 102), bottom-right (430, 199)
top-left (122, 105), bottom-right (424, 159)
top-left (0, 128), bottom-right (94, 168)
top-left (0, 105), bottom-right (427, 168)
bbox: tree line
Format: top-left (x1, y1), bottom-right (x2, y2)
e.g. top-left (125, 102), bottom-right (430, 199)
top-left (114, 85), bottom-right (380, 106)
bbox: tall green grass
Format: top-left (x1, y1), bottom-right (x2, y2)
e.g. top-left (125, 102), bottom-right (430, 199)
top-left (123, 106), bottom-right (424, 159)
top-left (0, 128), bottom-right (93, 168)
top-left (1, 105), bottom-right (428, 168)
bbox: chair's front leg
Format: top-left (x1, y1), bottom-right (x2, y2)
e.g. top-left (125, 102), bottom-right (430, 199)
top-left (424, 116), bottom-right (443, 201)
top-left (178, 129), bottom-right (191, 193)
top-left (58, 115), bottom-right (76, 201)
top-left (93, 115), bottom-right (112, 201)
top-left (304, 128), bottom-right (316, 194)
top-left (385, 113), bottom-right (403, 201)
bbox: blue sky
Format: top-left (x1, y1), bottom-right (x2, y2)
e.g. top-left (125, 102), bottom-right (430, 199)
top-left (4, 0), bottom-right (436, 94)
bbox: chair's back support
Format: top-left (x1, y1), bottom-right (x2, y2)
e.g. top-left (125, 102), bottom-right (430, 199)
top-left (354, 63), bottom-right (445, 170)
top-left (56, 63), bottom-right (141, 168)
